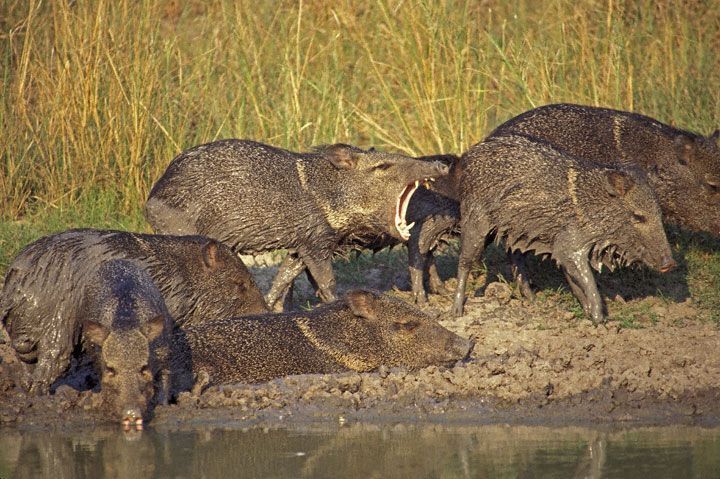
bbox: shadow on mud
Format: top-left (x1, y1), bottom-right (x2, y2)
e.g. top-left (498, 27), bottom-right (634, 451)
top-left (245, 223), bottom-right (720, 314)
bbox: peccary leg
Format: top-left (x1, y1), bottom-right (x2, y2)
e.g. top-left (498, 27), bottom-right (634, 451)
top-left (510, 251), bottom-right (535, 300)
top-left (281, 283), bottom-right (295, 312)
top-left (155, 369), bottom-right (171, 406)
top-left (408, 235), bottom-right (429, 305)
top-left (452, 223), bottom-right (489, 317)
top-left (409, 251), bottom-right (445, 305)
top-left (302, 254), bottom-right (337, 302)
top-left (29, 326), bottom-right (74, 395)
top-left (265, 254), bottom-right (306, 310)
top-left (426, 255), bottom-right (447, 294)
top-left (559, 257), bottom-right (605, 323)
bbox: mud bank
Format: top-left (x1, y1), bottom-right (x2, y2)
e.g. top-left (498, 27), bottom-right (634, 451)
top-left (1, 283), bottom-right (718, 429)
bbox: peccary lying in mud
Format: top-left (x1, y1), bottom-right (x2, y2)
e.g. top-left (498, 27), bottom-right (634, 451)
top-left (80, 260), bottom-right (170, 427)
top-left (452, 134), bottom-right (676, 322)
top-left (171, 290), bottom-right (473, 388)
top-left (145, 140), bottom-right (448, 309)
top-left (267, 153), bottom-right (461, 309)
top-left (490, 103), bottom-right (720, 235)
top-left (0, 228), bottom-right (268, 394)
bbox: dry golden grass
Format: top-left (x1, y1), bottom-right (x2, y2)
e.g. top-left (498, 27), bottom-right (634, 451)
top-left (3, 0), bottom-right (719, 219)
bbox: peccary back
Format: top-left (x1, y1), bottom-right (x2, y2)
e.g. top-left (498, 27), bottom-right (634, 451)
top-left (80, 259), bottom-right (169, 426)
top-left (145, 140), bottom-right (449, 307)
top-left (490, 103), bottom-right (720, 235)
top-left (0, 228), bottom-right (268, 394)
top-left (452, 134), bottom-right (675, 322)
top-left (172, 290), bottom-right (473, 387)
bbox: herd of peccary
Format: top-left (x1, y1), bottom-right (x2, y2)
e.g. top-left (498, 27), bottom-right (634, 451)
top-left (1, 103), bottom-right (719, 426)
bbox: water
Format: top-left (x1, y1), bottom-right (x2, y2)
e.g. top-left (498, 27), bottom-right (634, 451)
top-left (1, 423), bottom-right (719, 478)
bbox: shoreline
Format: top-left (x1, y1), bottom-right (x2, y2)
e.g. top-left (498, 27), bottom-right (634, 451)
top-left (1, 285), bottom-right (718, 432)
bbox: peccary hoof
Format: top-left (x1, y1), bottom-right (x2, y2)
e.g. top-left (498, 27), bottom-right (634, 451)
top-left (413, 292), bottom-right (428, 306)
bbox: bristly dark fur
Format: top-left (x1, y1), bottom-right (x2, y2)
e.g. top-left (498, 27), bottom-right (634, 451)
top-left (490, 103), bottom-right (720, 236)
top-left (170, 290), bottom-right (472, 389)
top-left (145, 139), bottom-right (449, 307)
top-left (79, 259), bottom-right (170, 422)
top-left (452, 133), bottom-right (674, 323)
top-left (0, 228), bottom-right (268, 394)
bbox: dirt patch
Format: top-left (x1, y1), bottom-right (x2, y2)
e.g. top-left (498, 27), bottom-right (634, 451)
top-left (1, 280), bottom-right (719, 429)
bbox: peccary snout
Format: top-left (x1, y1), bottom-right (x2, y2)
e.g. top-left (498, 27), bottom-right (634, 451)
top-left (449, 336), bottom-right (474, 362)
top-left (452, 134), bottom-right (674, 323)
top-left (171, 290), bottom-right (472, 387)
top-left (121, 407), bottom-right (144, 429)
top-left (430, 161), bottom-right (450, 177)
top-left (659, 256), bottom-right (677, 273)
top-left (145, 140), bottom-right (450, 311)
top-left (84, 316), bottom-right (165, 426)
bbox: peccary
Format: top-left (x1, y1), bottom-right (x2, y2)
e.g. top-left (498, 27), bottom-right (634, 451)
top-left (451, 134), bottom-right (676, 322)
top-left (267, 153), bottom-right (461, 309)
top-left (80, 260), bottom-right (169, 426)
top-left (0, 228), bottom-right (268, 394)
top-left (490, 103), bottom-right (720, 235)
top-left (171, 290), bottom-right (473, 387)
top-left (145, 140), bottom-right (449, 308)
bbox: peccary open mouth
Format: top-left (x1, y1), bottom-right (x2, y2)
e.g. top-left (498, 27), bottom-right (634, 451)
top-left (395, 178), bottom-right (435, 240)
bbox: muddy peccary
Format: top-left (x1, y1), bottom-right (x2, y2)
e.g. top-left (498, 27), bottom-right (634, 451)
top-left (452, 134), bottom-right (676, 322)
top-left (80, 260), bottom-right (170, 427)
top-left (490, 103), bottom-right (720, 235)
top-left (145, 140), bottom-right (449, 309)
top-left (0, 228), bottom-right (268, 394)
top-left (267, 153), bottom-right (461, 309)
top-left (171, 290), bottom-right (473, 387)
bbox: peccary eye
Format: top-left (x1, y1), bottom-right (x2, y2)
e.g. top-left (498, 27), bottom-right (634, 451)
top-left (371, 163), bottom-right (393, 171)
top-left (632, 213), bottom-right (647, 224)
top-left (141, 365), bottom-right (152, 379)
top-left (393, 320), bottom-right (420, 332)
top-left (105, 367), bottom-right (117, 377)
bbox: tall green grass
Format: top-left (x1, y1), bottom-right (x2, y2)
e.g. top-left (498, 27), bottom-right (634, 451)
top-left (2, 0), bottom-right (719, 313)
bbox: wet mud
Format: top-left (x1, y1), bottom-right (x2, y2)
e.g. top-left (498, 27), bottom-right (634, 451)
top-left (1, 276), bottom-right (718, 429)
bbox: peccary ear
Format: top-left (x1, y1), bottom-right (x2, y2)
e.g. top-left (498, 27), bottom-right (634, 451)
top-left (141, 315), bottom-right (166, 341)
top-left (705, 174), bottom-right (720, 188)
top-left (325, 145), bottom-right (360, 170)
top-left (711, 130), bottom-right (720, 143)
top-left (83, 321), bottom-right (110, 346)
top-left (346, 290), bottom-right (377, 320)
top-left (604, 170), bottom-right (635, 197)
top-left (674, 135), bottom-right (694, 165)
top-left (202, 240), bottom-right (221, 270)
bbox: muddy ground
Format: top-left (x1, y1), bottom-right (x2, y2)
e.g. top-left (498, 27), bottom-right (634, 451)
top-left (0, 247), bottom-right (719, 430)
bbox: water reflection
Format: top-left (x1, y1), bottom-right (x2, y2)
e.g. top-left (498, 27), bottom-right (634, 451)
top-left (1, 423), bottom-right (718, 478)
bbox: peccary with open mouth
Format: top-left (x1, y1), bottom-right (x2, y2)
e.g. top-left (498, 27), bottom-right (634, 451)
top-left (145, 140), bottom-right (448, 308)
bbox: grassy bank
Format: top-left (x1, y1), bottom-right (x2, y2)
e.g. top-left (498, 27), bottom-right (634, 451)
top-left (1, 0), bottom-right (719, 320)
